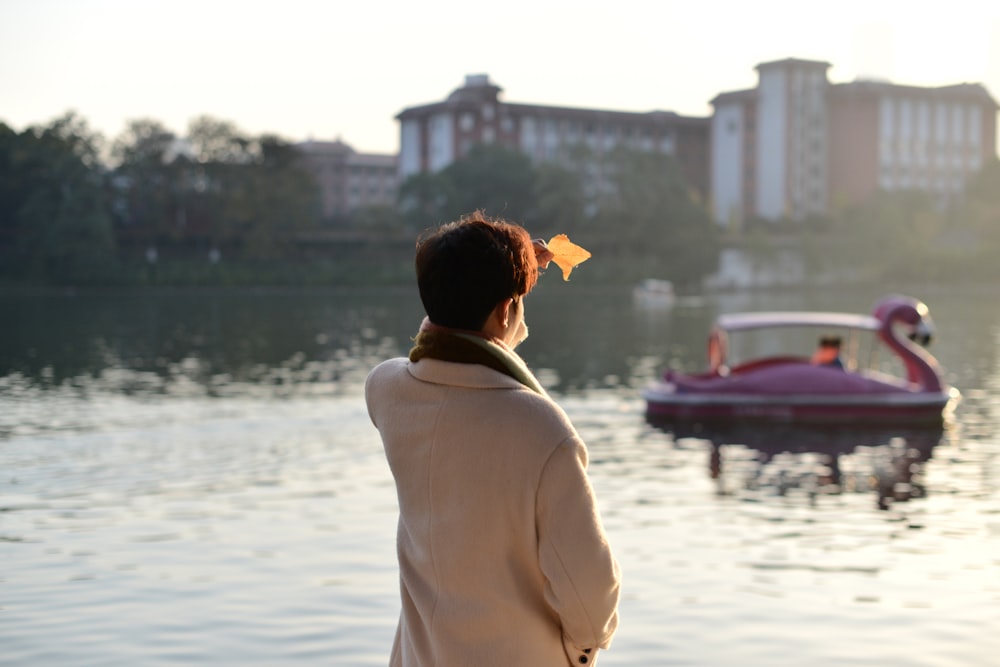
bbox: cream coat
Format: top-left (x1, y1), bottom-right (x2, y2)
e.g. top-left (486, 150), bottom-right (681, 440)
top-left (365, 356), bottom-right (621, 667)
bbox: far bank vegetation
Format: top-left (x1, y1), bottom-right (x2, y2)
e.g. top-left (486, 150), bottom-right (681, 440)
top-left (2, 112), bottom-right (998, 288)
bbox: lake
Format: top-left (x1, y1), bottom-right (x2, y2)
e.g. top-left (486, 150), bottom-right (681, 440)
top-left (2, 283), bottom-right (998, 666)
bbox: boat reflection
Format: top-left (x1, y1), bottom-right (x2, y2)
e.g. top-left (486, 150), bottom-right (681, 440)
top-left (646, 417), bottom-right (946, 510)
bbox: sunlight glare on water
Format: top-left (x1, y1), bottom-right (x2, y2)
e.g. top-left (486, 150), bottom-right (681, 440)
top-left (2, 286), bottom-right (999, 666)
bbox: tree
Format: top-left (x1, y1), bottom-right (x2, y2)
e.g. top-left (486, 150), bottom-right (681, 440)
top-left (826, 190), bottom-right (945, 281)
top-left (0, 123), bottom-right (23, 235)
top-left (111, 118), bottom-right (183, 247)
top-left (593, 148), bottom-right (719, 286)
top-left (183, 115), bottom-right (251, 250)
top-left (440, 144), bottom-right (538, 222)
top-left (152, 118), bottom-right (322, 259)
top-left (397, 170), bottom-right (456, 231)
top-left (954, 158), bottom-right (1000, 244)
top-left (187, 115), bottom-right (253, 164)
top-left (1, 113), bottom-right (115, 282)
top-left (532, 161), bottom-right (587, 239)
top-left (236, 135), bottom-right (321, 259)
top-left (351, 203), bottom-right (405, 233)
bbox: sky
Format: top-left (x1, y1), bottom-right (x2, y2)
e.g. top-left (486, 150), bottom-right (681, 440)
top-left (2, 0), bottom-right (1000, 155)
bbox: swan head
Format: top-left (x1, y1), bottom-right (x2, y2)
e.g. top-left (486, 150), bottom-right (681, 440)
top-left (872, 294), bottom-right (935, 346)
top-left (908, 319), bottom-right (934, 346)
top-left (871, 294), bottom-right (944, 392)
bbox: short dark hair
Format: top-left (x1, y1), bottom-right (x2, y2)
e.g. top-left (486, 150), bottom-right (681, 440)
top-left (820, 335), bottom-right (842, 348)
top-left (415, 211), bottom-right (539, 330)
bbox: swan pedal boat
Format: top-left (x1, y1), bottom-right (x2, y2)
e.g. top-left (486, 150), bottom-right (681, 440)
top-left (643, 295), bottom-right (958, 425)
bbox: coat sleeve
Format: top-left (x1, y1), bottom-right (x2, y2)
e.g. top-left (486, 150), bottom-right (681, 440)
top-left (536, 437), bottom-right (621, 663)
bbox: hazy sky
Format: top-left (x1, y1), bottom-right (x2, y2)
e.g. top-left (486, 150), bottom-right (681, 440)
top-left (3, 0), bottom-right (999, 154)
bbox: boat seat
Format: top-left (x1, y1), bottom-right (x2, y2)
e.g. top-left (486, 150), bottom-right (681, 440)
top-left (729, 356), bottom-right (810, 374)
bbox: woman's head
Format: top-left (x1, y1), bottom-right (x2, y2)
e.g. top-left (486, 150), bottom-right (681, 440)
top-left (415, 211), bottom-right (539, 331)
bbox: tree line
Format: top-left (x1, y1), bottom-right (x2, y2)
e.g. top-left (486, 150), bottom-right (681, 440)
top-left (735, 159), bottom-right (1000, 285)
top-left (0, 113), bottom-right (728, 284)
top-left (1, 112), bottom-right (323, 285)
top-left (0, 112), bottom-right (720, 287)
top-left (2, 110), bottom-right (998, 288)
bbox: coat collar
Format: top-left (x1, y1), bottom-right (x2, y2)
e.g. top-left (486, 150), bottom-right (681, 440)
top-left (407, 357), bottom-right (543, 393)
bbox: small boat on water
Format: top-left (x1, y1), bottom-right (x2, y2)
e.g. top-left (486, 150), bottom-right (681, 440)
top-left (633, 279), bottom-right (675, 308)
top-left (643, 294), bottom-right (958, 424)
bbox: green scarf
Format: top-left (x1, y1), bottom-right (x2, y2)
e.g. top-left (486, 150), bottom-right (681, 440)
top-left (409, 323), bottom-right (546, 395)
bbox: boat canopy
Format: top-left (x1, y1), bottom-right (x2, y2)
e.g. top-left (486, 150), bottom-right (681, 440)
top-left (716, 312), bottom-right (881, 332)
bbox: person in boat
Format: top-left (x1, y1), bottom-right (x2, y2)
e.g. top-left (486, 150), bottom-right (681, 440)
top-left (365, 210), bottom-right (621, 667)
top-left (811, 334), bottom-right (845, 369)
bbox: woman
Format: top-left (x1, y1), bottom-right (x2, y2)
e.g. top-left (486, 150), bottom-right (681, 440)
top-left (365, 211), bottom-right (621, 666)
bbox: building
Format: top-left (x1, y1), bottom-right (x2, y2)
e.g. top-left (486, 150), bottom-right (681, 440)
top-left (396, 74), bottom-right (710, 204)
top-left (828, 79), bottom-right (998, 212)
top-left (295, 139), bottom-right (398, 223)
top-left (711, 58), bottom-right (999, 227)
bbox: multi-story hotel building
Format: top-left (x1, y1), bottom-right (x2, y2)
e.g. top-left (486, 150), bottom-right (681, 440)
top-left (395, 74), bottom-right (709, 203)
top-left (299, 60), bottom-right (994, 229)
top-left (295, 139), bottom-right (398, 223)
top-left (711, 58), bottom-right (998, 227)
top-left (828, 79), bottom-right (997, 211)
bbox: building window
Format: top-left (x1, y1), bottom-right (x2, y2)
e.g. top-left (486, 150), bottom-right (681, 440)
top-left (880, 97), bottom-right (895, 139)
top-left (899, 99), bottom-right (913, 139)
top-left (460, 113), bottom-right (475, 131)
top-left (951, 103), bottom-right (964, 144)
top-left (935, 102), bottom-right (948, 145)
top-left (880, 141), bottom-right (893, 166)
top-left (968, 106), bottom-right (982, 145)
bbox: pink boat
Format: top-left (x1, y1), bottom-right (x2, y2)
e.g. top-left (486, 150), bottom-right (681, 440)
top-left (643, 295), bottom-right (959, 425)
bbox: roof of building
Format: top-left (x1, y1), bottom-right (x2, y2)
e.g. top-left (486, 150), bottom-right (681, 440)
top-left (500, 102), bottom-right (708, 127)
top-left (296, 139), bottom-right (356, 155)
top-left (710, 88), bottom-right (757, 106)
top-left (445, 73), bottom-right (503, 104)
top-left (831, 80), bottom-right (999, 108)
top-left (396, 74), bottom-right (707, 126)
top-left (295, 140), bottom-right (397, 162)
top-left (396, 74), bottom-right (503, 118)
top-left (755, 57), bottom-right (833, 71)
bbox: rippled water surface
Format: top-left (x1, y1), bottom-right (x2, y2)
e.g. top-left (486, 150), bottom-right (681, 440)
top-left (2, 285), bottom-right (999, 666)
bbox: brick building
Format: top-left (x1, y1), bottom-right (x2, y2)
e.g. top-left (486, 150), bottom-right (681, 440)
top-left (395, 74), bottom-right (709, 206)
top-left (827, 79), bottom-right (997, 211)
top-left (711, 58), bottom-right (999, 227)
top-left (300, 61), bottom-right (996, 229)
top-left (295, 139), bottom-right (398, 223)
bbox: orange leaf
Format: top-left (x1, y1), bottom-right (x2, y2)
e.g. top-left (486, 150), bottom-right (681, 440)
top-left (546, 234), bottom-right (592, 281)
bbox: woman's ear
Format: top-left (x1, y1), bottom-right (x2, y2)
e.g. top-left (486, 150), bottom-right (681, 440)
top-left (497, 297), bottom-right (513, 328)
top-left (482, 298), bottom-right (514, 339)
